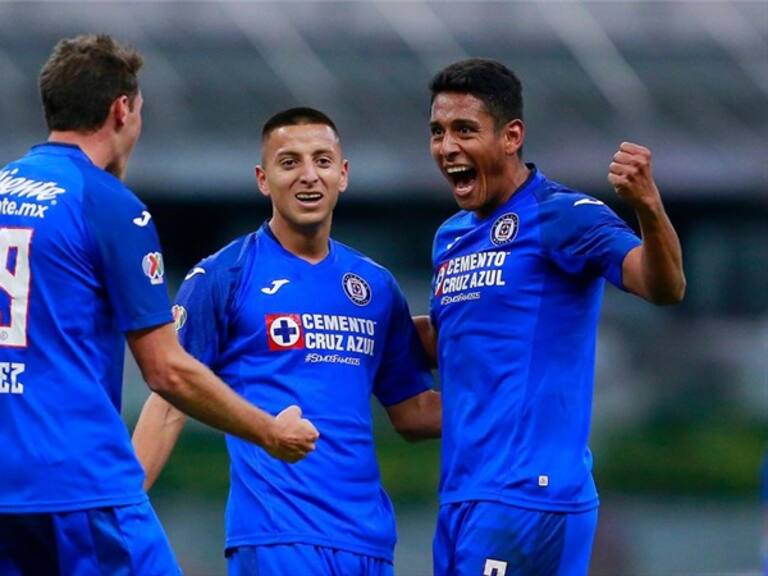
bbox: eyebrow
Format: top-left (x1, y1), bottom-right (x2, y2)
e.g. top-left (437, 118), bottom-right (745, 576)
top-left (429, 118), bottom-right (481, 129)
top-left (273, 147), bottom-right (337, 159)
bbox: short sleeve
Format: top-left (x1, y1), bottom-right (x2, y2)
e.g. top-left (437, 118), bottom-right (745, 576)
top-left (83, 183), bottom-right (172, 332)
top-left (540, 193), bottom-right (641, 290)
top-left (174, 261), bottom-right (232, 368)
top-left (374, 276), bottom-right (434, 407)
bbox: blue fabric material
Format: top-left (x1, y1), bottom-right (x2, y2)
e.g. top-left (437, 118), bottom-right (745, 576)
top-left (0, 502), bottom-right (181, 575)
top-left (227, 544), bottom-right (394, 576)
top-left (433, 501), bottom-right (597, 576)
top-left (175, 223), bottom-right (433, 561)
top-left (430, 166), bottom-right (640, 513)
top-left (0, 143), bottom-right (172, 513)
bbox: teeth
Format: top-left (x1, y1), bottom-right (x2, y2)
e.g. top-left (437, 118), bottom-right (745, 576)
top-left (296, 193), bottom-right (322, 200)
top-left (446, 166), bottom-right (473, 174)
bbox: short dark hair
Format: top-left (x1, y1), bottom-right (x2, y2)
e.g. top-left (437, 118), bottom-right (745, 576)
top-left (429, 58), bottom-right (523, 130)
top-left (262, 107), bottom-right (339, 142)
top-left (39, 34), bottom-right (143, 132)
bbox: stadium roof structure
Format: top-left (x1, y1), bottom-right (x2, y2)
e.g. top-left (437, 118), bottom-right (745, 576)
top-left (0, 1), bottom-right (765, 199)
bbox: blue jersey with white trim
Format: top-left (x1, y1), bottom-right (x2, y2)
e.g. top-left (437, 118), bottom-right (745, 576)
top-left (174, 224), bottom-right (432, 561)
top-left (430, 166), bottom-right (641, 513)
top-left (0, 143), bottom-right (172, 512)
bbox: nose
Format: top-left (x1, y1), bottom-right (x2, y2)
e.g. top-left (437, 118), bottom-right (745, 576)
top-left (299, 162), bottom-right (319, 184)
top-left (438, 132), bottom-right (460, 159)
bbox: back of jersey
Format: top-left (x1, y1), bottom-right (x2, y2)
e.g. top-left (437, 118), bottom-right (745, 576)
top-left (0, 143), bottom-right (172, 513)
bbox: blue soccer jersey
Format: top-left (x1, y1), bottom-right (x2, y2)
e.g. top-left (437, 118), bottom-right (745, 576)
top-left (174, 223), bottom-right (432, 562)
top-left (430, 166), bottom-right (641, 513)
top-left (0, 143), bottom-right (172, 512)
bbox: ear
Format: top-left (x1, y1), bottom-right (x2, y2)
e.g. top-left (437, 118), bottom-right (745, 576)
top-left (112, 95), bottom-right (131, 128)
top-left (338, 160), bottom-right (349, 194)
top-left (502, 119), bottom-right (525, 157)
top-left (255, 166), bottom-right (270, 197)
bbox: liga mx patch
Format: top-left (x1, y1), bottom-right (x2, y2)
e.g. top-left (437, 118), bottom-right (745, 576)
top-left (266, 314), bottom-right (304, 351)
top-left (342, 273), bottom-right (372, 306)
top-left (142, 252), bottom-right (165, 285)
top-left (490, 212), bottom-right (519, 246)
top-left (171, 305), bottom-right (187, 331)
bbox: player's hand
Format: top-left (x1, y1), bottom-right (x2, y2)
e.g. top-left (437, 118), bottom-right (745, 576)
top-left (266, 405), bottom-right (319, 463)
top-left (608, 142), bottom-right (662, 212)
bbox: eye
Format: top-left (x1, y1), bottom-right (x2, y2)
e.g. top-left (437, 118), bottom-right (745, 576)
top-left (316, 157), bottom-right (332, 168)
top-left (279, 158), bottom-right (296, 169)
top-left (430, 126), bottom-right (444, 138)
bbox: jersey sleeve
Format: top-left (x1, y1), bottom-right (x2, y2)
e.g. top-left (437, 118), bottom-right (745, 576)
top-left (174, 260), bottom-right (232, 368)
top-left (540, 192), bottom-right (642, 290)
top-left (83, 182), bottom-right (172, 332)
top-left (373, 275), bottom-right (434, 407)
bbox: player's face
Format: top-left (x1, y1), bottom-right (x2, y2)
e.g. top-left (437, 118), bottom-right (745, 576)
top-left (430, 92), bottom-right (519, 217)
top-left (257, 124), bottom-right (348, 232)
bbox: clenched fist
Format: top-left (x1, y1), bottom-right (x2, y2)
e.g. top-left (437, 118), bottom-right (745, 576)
top-left (266, 405), bottom-right (320, 463)
top-left (608, 142), bottom-right (662, 211)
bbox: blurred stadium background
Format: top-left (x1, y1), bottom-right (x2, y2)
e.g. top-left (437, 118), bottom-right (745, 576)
top-left (1, 1), bottom-right (766, 574)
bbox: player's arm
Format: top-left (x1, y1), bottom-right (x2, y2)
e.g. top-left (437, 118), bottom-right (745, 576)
top-left (609, 142), bottom-right (686, 305)
top-left (128, 323), bottom-right (319, 469)
top-left (412, 314), bottom-right (437, 368)
top-left (385, 389), bottom-right (441, 442)
top-left (132, 391), bottom-right (186, 491)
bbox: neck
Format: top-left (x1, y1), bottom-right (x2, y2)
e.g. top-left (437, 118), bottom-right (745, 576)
top-left (48, 129), bottom-right (123, 178)
top-left (268, 216), bottom-right (331, 264)
top-left (475, 159), bottom-right (531, 220)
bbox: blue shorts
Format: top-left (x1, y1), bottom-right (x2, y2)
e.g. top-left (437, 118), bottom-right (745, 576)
top-left (433, 501), bottom-right (598, 576)
top-left (0, 501), bottom-right (181, 576)
top-left (227, 544), bottom-right (393, 576)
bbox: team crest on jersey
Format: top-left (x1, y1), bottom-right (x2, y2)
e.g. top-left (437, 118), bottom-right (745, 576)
top-left (342, 273), bottom-right (372, 306)
top-left (142, 252), bottom-right (165, 285)
top-left (172, 305), bottom-right (187, 332)
top-left (490, 213), bottom-right (519, 246)
top-left (266, 314), bottom-right (305, 351)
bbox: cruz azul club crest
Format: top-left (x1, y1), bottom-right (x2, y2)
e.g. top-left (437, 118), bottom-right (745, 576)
top-left (266, 314), bottom-right (304, 351)
top-left (342, 273), bottom-right (372, 306)
top-left (490, 213), bottom-right (519, 246)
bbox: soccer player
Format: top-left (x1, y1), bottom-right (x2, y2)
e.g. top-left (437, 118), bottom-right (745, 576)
top-left (417, 59), bottom-right (686, 575)
top-left (0, 35), bottom-right (318, 575)
top-left (132, 107), bottom-right (441, 576)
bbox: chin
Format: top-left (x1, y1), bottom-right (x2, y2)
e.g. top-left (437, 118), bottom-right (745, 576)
top-left (454, 194), bottom-right (479, 212)
top-left (291, 214), bottom-right (329, 229)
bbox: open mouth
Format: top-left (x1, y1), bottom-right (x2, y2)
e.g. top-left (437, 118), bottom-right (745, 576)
top-left (445, 166), bottom-right (477, 196)
top-left (295, 192), bottom-right (323, 204)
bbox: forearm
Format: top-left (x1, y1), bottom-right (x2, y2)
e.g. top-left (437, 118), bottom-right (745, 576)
top-left (129, 324), bottom-right (317, 463)
top-left (388, 390), bottom-right (442, 441)
top-left (634, 199), bottom-right (686, 304)
top-left (148, 351), bottom-right (277, 450)
top-left (413, 315), bottom-right (438, 368)
top-left (609, 142), bottom-right (685, 305)
top-left (133, 392), bottom-right (186, 491)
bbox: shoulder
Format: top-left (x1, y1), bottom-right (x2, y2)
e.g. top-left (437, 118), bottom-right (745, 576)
top-left (332, 239), bottom-right (400, 293)
top-left (535, 180), bottom-right (617, 232)
top-left (83, 165), bottom-right (142, 203)
top-left (187, 233), bottom-right (255, 281)
top-left (81, 170), bottom-right (149, 226)
top-left (433, 209), bottom-right (472, 256)
top-left (436, 209), bottom-right (471, 236)
top-left (178, 234), bottom-right (255, 301)
top-left (534, 180), bottom-right (596, 214)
